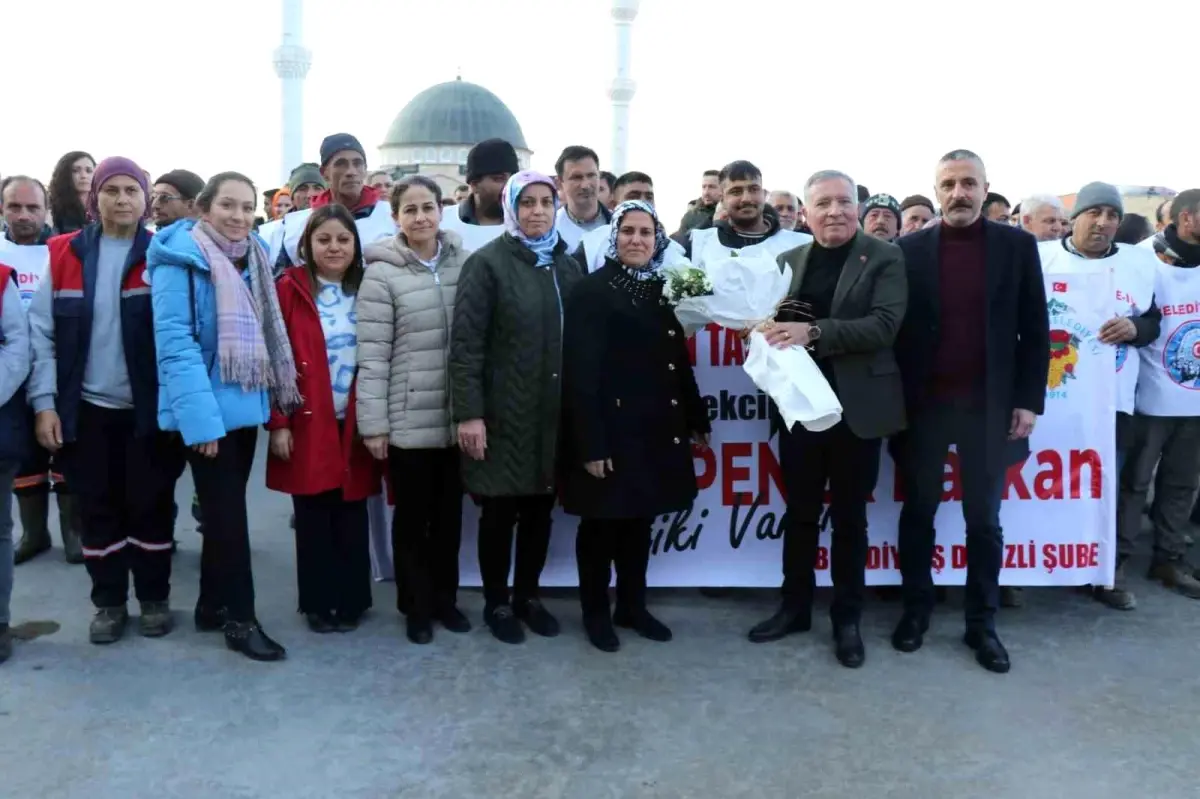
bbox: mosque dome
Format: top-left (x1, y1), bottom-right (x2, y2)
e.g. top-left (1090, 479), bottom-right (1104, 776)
top-left (377, 78), bottom-right (532, 196)
top-left (382, 78), bottom-right (528, 150)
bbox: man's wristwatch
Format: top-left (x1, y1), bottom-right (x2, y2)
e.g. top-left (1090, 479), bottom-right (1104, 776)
top-left (809, 323), bottom-right (822, 341)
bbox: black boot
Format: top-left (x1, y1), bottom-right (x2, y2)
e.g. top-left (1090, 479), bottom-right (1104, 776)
top-left (613, 606), bottom-right (672, 642)
top-left (963, 629), bottom-right (1010, 674)
top-left (748, 605), bottom-right (811, 643)
top-left (194, 604), bottom-right (228, 632)
top-left (224, 621), bottom-right (286, 662)
top-left (484, 604), bottom-right (525, 644)
top-left (305, 613), bottom-right (336, 634)
top-left (891, 614), bottom-right (928, 653)
top-left (14, 492), bottom-right (52, 565)
top-left (584, 615), bottom-right (620, 652)
top-left (406, 615), bottom-right (433, 645)
top-left (833, 623), bottom-right (865, 668)
top-left (0, 624), bottom-right (12, 664)
top-left (56, 492), bottom-right (84, 565)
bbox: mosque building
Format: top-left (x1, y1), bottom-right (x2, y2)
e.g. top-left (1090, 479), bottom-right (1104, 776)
top-left (376, 77), bottom-right (532, 196)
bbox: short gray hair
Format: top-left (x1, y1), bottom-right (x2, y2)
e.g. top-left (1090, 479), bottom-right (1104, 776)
top-left (768, 189), bottom-right (798, 205)
top-left (937, 149), bottom-right (987, 181)
top-left (1021, 194), bottom-right (1064, 219)
top-left (803, 170), bottom-right (857, 205)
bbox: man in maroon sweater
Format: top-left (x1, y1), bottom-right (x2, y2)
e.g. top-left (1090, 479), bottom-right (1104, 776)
top-left (891, 150), bottom-right (1049, 674)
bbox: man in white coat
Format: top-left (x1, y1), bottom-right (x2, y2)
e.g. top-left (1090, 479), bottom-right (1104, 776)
top-left (683, 160), bottom-right (812, 268)
top-left (1119, 187), bottom-right (1200, 605)
top-left (553, 145), bottom-right (612, 252)
top-left (1038, 182), bottom-right (1162, 610)
top-left (267, 133), bottom-right (395, 270)
top-left (440, 138), bottom-right (518, 252)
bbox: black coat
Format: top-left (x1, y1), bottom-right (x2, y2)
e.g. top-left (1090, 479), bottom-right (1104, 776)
top-left (449, 233), bottom-right (585, 497)
top-left (560, 261), bottom-right (710, 519)
top-left (894, 220), bottom-right (1050, 469)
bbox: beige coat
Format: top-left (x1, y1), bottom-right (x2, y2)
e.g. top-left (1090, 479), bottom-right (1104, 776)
top-left (357, 229), bottom-right (469, 449)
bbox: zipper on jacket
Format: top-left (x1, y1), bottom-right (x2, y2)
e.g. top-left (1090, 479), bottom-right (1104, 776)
top-left (432, 260), bottom-right (453, 448)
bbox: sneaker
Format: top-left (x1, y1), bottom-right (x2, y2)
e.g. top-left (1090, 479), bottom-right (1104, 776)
top-left (1093, 561), bottom-right (1136, 610)
top-left (0, 625), bottom-right (11, 664)
top-left (1000, 587), bottom-right (1024, 608)
top-left (138, 601), bottom-right (173, 638)
top-left (485, 604), bottom-right (525, 645)
top-left (1148, 559), bottom-right (1200, 599)
top-left (515, 598), bottom-right (560, 638)
top-left (89, 606), bottom-right (129, 645)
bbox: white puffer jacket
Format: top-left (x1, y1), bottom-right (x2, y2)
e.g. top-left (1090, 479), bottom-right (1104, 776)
top-left (356, 230), bottom-right (469, 449)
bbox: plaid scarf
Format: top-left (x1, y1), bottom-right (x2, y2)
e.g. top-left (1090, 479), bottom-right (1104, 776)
top-left (190, 221), bottom-right (301, 414)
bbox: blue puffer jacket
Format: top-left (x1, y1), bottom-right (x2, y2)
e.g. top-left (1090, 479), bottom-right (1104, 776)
top-left (148, 219), bottom-right (271, 445)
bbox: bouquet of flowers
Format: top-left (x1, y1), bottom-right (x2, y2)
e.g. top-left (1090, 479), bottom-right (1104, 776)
top-left (662, 265), bottom-right (714, 307)
top-left (669, 253), bottom-right (842, 433)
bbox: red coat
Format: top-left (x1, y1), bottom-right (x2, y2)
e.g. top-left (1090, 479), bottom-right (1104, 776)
top-left (266, 268), bottom-right (381, 501)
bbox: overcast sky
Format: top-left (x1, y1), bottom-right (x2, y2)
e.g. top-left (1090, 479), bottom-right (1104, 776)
top-left (3, 0), bottom-right (1197, 223)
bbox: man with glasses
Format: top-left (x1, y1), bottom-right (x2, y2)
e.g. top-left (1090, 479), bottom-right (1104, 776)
top-left (150, 171), bottom-right (204, 231)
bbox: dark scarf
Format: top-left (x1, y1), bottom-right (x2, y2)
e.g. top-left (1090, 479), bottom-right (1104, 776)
top-left (1153, 224), bottom-right (1200, 267)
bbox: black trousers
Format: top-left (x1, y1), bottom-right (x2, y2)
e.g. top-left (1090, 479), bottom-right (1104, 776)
top-left (188, 426), bottom-right (258, 622)
top-left (575, 517), bottom-right (652, 620)
top-left (477, 494), bottom-right (555, 608)
top-left (389, 447), bottom-right (463, 619)
top-left (293, 490), bottom-right (371, 618)
top-left (60, 402), bottom-right (180, 608)
top-left (897, 403), bottom-right (1005, 632)
top-left (779, 420), bottom-right (881, 626)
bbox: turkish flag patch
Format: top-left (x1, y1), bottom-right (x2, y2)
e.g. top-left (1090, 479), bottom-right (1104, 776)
top-left (1052, 281), bottom-right (1067, 292)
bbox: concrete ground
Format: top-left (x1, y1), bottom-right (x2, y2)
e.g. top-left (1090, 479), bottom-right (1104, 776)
top-left (3, 441), bottom-right (1199, 799)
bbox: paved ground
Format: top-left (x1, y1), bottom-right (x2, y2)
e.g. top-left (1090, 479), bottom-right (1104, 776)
top-left (3, 440), bottom-right (1199, 799)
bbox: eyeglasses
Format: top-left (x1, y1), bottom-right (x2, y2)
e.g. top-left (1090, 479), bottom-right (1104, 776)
top-left (151, 192), bottom-right (182, 205)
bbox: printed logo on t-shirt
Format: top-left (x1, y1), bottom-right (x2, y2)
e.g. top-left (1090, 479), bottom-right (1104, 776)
top-left (1162, 320), bottom-right (1200, 389)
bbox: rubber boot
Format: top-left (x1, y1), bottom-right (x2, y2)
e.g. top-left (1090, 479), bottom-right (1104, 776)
top-left (14, 492), bottom-right (52, 565)
top-left (57, 492), bottom-right (85, 565)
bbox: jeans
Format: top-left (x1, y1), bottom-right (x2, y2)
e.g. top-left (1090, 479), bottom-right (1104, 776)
top-left (0, 460), bottom-right (19, 625)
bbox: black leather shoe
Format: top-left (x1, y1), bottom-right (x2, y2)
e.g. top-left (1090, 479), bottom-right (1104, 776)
top-left (891, 614), bottom-right (928, 653)
top-left (305, 613), bottom-right (336, 634)
top-left (335, 612), bottom-right (362, 633)
top-left (963, 629), bottom-right (1010, 674)
top-left (224, 622), bottom-right (286, 662)
top-left (613, 607), bottom-right (672, 642)
top-left (515, 598), bottom-right (560, 638)
top-left (747, 607), bottom-right (811, 643)
top-left (485, 604), bottom-right (525, 645)
top-left (584, 616), bottom-right (620, 653)
top-left (833, 624), bottom-right (865, 669)
top-left (406, 617), bottom-right (433, 645)
top-left (194, 605), bottom-right (227, 633)
top-left (437, 605), bottom-right (471, 634)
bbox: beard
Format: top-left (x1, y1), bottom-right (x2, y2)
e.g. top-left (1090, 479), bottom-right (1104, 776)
top-left (478, 194), bottom-right (503, 219)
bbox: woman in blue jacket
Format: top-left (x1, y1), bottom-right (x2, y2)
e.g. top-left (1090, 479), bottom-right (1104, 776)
top-left (149, 171), bottom-right (300, 662)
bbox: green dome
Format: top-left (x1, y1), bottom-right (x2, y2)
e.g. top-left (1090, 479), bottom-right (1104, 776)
top-left (383, 79), bottom-right (527, 150)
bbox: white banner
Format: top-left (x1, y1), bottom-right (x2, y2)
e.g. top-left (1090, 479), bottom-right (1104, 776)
top-left (367, 269), bottom-right (1117, 588)
top-left (0, 240), bottom-right (50, 309)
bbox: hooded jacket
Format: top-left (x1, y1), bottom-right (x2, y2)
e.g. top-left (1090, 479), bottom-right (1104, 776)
top-left (147, 219), bottom-right (272, 445)
top-left (357, 229), bottom-right (469, 449)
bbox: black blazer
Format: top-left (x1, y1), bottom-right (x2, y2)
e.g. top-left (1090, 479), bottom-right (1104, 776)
top-left (894, 220), bottom-right (1049, 466)
top-left (776, 232), bottom-right (907, 440)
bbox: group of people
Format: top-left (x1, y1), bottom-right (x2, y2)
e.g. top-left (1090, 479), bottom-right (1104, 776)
top-left (0, 134), bottom-right (1197, 676)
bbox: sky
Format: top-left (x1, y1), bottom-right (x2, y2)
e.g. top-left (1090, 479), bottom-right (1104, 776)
top-left (3, 0), bottom-right (1199, 225)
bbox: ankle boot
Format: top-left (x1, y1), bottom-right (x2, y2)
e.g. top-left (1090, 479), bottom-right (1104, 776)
top-left (14, 492), bottom-right (52, 564)
top-left (56, 493), bottom-right (84, 564)
top-left (224, 621), bottom-right (287, 661)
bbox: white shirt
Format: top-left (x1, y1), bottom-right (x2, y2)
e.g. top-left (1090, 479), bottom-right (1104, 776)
top-left (316, 277), bottom-right (358, 420)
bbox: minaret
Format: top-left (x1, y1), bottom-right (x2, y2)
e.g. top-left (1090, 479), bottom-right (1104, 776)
top-left (273, 0), bottom-right (313, 184)
top-left (609, 0), bottom-right (639, 176)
